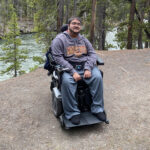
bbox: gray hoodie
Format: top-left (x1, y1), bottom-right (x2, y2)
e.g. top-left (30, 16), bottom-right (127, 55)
top-left (51, 31), bottom-right (97, 75)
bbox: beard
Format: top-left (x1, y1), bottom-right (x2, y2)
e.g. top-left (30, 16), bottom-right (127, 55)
top-left (69, 27), bottom-right (80, 35)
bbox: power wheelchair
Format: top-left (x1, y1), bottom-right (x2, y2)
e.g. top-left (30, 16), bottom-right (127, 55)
top-left (45, 50), bottom-right (109, 129)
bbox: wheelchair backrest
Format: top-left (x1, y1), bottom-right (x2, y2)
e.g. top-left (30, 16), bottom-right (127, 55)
top-left (44, 47), bottom-right (57, 74)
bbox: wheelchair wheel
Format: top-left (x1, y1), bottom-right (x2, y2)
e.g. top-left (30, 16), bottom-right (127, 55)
top-left (50, 81), bottom-right (54, 91)
top-left (52, 91), bottom-right (63, 118)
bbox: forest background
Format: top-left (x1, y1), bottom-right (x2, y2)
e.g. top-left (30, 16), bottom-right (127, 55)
top-left (0, 0), bottom-right (150, 78)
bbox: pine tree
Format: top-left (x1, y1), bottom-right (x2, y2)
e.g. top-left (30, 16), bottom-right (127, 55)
top-left (0, 5), bottom-right (27, 77)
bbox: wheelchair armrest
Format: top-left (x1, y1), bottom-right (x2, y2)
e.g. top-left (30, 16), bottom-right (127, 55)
top-left (96, 55), bottom-right (104, 65)
top-left (55, 65), bottom-right (70, 73)
top-left (47, 52), bottom-right (70, 73)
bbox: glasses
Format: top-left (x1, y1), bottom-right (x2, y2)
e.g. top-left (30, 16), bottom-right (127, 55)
top-left (71, 22), bottom-right (81, 26)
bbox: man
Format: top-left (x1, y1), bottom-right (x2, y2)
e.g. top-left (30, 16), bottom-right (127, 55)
top-left (51, 17), bottom-right (106, 125)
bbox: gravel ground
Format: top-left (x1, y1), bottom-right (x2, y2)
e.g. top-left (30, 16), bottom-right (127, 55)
top-left (0, 49), bottom-right (150, 150)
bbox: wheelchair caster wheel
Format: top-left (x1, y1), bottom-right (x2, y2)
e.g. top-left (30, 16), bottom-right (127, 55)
top-left (60, 115), bottom-right (70, 129)
top-left (103, 110), bottom-right (109, 124)
top-left (60, 116), bottom-right (65, 127)
top-left (105, 120), bottom-right (109, 124)
top-left (52, 90), bottom-right (63, 118)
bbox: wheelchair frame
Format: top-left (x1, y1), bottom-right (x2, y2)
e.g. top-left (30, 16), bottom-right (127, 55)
top-left (47, 51), bottom-right (109, 129)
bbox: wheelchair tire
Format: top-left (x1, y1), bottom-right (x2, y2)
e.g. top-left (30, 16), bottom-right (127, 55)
top-left (50, 81), bottom-right (54, 91)
top-left (52, 91), bottom-right (63, 118)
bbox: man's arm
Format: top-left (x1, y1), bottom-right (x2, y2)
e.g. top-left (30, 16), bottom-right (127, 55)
top-left (51, 37), bottom-right (76, 75)
top-left (83, 38), bottom-right (97, 72)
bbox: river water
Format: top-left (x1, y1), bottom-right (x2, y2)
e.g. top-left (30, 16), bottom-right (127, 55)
top-left (0, 34), bottom-right (45, 81)
top-left (0, 31), bottom-right (119, 81)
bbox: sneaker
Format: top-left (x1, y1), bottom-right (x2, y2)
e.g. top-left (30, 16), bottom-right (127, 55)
top-left (70, 114), bottom-right (80, 125)
top-left (94, 112), bottom-right (106, 121)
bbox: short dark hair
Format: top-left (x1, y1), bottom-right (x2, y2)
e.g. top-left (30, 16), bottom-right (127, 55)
top-left (68, 17), bottom-right (82, 25)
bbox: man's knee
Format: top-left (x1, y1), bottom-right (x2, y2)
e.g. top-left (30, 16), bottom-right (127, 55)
top-left (62, 72), bottom-right (74, 86)
top-left (92, 67), bottom-right (102, 81)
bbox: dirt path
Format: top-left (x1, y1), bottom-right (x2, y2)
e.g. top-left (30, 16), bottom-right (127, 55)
top-left (0, 49), bottom-right (150, 150)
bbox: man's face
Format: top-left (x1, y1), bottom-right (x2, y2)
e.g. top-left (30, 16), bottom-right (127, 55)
top-left (68, 19), bottom-right (81, 34)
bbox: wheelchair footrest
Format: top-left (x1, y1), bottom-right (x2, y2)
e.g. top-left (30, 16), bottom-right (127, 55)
top-left (60, 112), bottom-right (103, 129)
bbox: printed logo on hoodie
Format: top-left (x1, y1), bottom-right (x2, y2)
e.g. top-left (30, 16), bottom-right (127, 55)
top-left (67, 45), bottom-right (87, 57)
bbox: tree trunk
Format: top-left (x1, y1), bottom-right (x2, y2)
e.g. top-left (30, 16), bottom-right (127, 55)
top-left (127, 0), bottom-right (135, 49)
top-left (73, 0), bottom-right (77, 16)
top-left (65, 0), bottom-right (70, 23)
top-left (14, 32), bottom-right (17, 77)
top-left (138, 6), bottom-right (145, 49)
top-left (148, 1), bottom-right (150, 48)
top-left (90, 0), bottom-right (97, 45)
top-left (97, 0), bottom-right (106, 50)
top-left (145, 42), bottom-right (148, 48)
top-left (145, 1), bottom-right (150, 48)
top-left (57, 0), bottom-right (64, 33)
top-left (138, 28), bottom-right (143, 49)
top-left (14, 43), bottom-right (17, 77)
top-left (12, 0), bottom-right (19, 14)
top-left (1, 0), bottom-right (9, 34)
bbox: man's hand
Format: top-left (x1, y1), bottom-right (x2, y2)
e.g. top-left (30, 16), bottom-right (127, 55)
top-left (73, 72), bottom-right (82, 82)
top-left (84, 70), bottom-right (91, 78)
